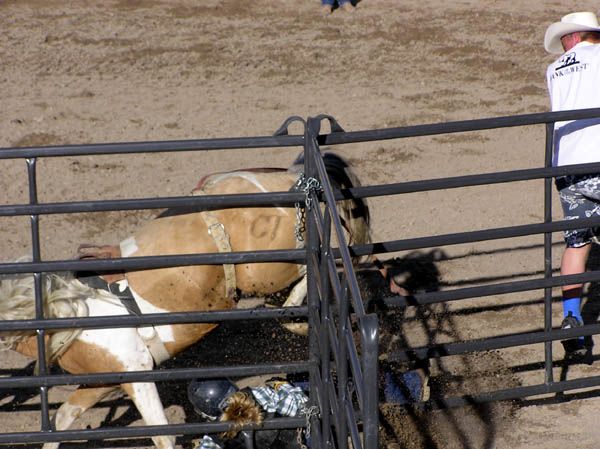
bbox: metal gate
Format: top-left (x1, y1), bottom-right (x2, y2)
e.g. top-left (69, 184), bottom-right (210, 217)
top-left (321, 106), bottom-right (600, 406)
top-left (0, 115), bottom-right (378, 449)
top-left (2, 106), bottom-right (600, 448)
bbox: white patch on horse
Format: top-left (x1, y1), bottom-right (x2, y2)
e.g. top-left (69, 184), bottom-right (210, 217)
top-left (78, 295), bottom-right (154, 371)
top-left (120, 236), bottom-right (139, 257)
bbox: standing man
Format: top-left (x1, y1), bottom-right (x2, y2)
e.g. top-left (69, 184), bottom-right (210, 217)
top-left (544, 12), bottom-right (600, 357)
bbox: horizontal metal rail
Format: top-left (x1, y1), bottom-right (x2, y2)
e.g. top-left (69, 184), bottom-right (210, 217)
top-left (0, 361), bottom-right (313, 389)
top-left (0, 305), bottom-right (308, 332)
top-left (0, 416), bottom-right (307, 445)
top-left (0, 191), bottom-right (304, 216)
top-left (320, 107), bottom-right (600, 144)
top-left (389, 321), bottom-right (600, 363)
top-left (347, 160), bottom-right (600, 199)
top-left (433, 374), bottom-right (600, 410)
top-left (353, 215), bottom-right (600, 256)
top-left (0, 134), bottom-right (303, 159)
top-left (380, 268), bottom-right (600, 307)
top-left (0, 249), bottom-right (305, 275)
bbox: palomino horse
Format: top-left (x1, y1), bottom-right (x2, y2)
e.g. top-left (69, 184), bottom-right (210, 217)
top-left (0, 153), bottom-right (373, 449)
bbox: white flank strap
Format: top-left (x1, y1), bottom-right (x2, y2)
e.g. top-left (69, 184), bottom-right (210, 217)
top-left (128, 285), bottom-right (172, 366)
top-left (137, 326), bottom-right (171, 365)
top-left (193, 188), bottom-right (237, 299)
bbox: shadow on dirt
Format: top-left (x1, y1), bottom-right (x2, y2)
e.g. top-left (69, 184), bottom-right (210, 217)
top-left (365, 250), bottom-right (519, 449)
top-left (546, 244), bottom-right (600, 400)
top-left (514, 244), bottom-right (600, 410)
top-left (582, 244), bottom-right (600, 347)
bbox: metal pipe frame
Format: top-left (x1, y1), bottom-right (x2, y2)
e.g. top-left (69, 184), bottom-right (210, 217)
top-left (0, 118), bottom-right (323, 448)
top-left (3, 106), bottom-right (600, 448)
top-left (304, 116), bottom-right (380, 449)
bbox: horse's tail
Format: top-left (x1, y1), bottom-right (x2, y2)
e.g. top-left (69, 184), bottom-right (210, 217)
top-left (0, 270), bottom-right (90, 362)
top-left (290, 152), bottom-right (371, 248)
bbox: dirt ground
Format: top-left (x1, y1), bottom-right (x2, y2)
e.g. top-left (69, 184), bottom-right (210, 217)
top-left (3, 0), bottom-right (600, 448)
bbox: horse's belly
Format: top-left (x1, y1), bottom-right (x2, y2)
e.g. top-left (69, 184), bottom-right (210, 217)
top-left (127, 281), bottom-right (221, 352)
top-left (236, 262), bottom-right (304, 295)
top-left (124, 213), bottom-right (234, 312)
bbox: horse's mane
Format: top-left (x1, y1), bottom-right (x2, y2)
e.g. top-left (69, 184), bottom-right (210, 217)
top-left (0, 269), bottom-right (93, 362)
top-left (289, 152), bottom-right (371, 247)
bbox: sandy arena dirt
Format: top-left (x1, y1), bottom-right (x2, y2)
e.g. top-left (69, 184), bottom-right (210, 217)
top-left (2, 1), bottom-right (600, 448)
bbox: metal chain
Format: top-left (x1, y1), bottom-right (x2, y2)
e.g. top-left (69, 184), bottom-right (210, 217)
top-left (294, 173), bottom-right (322, 242)
top-left (297, 404), bottom-right (320, 449)
top-left (295, 202), bottom-right (305, 243)
top-left (296, 428), bottom-right (306, 449)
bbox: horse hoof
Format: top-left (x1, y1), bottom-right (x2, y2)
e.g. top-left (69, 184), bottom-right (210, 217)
top-left (282, 322), bottom-right (308, 337)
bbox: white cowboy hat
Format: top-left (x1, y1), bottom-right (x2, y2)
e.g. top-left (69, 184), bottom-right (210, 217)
top-left (544, 11), bottom-right (600, 54)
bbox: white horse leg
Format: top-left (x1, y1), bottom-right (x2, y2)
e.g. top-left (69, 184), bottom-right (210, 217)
top-left (282, 275), bottom-right (307, 308)
top-left (55, 320), bottom-right (174, 449)
top-left (42, 386), bottom-right (120, 449)
top-left (122, 382), bottom-right (175, 449)
top-left (103, 333), bottom-right (175, 449)
top-left (281, 275), bottom-right (308, 336)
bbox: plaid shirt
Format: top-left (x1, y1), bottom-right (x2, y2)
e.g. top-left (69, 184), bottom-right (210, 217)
top-left (250, 382), bottom-right (308, 417)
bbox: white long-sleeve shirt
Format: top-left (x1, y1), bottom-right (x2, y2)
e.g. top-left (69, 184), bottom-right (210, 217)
top-left (546, 41), bottom-right (600, 167)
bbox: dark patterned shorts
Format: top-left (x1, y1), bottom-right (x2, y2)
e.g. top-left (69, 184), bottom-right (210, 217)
top-left (557, 174), bottom-right (600, 247)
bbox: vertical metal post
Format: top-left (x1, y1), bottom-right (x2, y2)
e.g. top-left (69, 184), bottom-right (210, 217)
top-left (305, 117), bottom-right (325, 448)
top-left (337, 278), bottom-right (349, 449)
top-left (361, 314), bottom-right (379, 449)
top-left (320, 210), bottom-right (332, 448)
top-left (543, 123), bottom-right (554, 384)
top-left (26, 158), bottom-right (51, 432)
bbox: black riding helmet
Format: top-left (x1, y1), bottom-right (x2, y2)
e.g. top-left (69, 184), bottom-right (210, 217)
top-left (187, 378), bottom-right (239, 421)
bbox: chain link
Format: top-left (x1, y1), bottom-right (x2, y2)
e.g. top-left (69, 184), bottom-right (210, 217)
top-left (296, 428), bottom-right (307, 449)
top-left (293, 173), bottom-right (322, 242)
top-left (297, 404), bottom-right (320, 449)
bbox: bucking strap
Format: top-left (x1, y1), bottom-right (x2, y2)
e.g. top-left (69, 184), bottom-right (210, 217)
top-left (77, 272), bottom-right (141, 315)
top-left (192, 188), bottom-right (237, 299)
